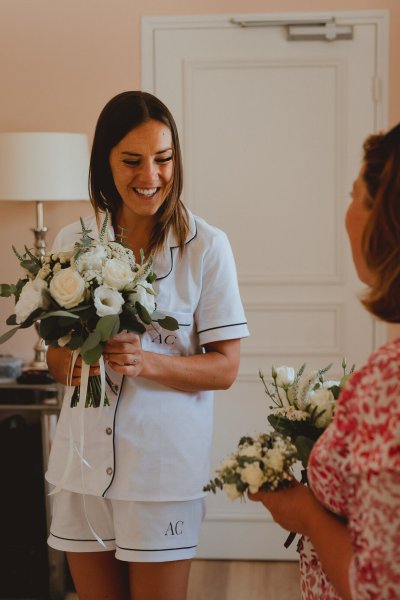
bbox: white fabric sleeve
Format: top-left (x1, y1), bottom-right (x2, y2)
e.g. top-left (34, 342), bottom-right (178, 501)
top-left (195, 229), bottom-right (249, 346)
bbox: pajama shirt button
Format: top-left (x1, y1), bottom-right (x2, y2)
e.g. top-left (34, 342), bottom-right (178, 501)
top-left (106, 467), bottom-right (113, 475)
top-left (106, 427), bottom-right (112, 435)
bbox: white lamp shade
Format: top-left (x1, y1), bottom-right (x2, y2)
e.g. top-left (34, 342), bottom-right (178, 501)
top-left (0, 132), bottom-right (90, 201)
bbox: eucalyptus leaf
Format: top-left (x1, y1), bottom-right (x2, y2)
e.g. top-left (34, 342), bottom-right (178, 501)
top-left (0, 284), bottom-right (16, 297)
top-left (6, 314), bottom-right (18, 326)
top-left (19, 308), bottom-right (43, 328)
top-left (0, 326), bottom-right (21, 344)
top-left (81, 344), bottom-right (103, 365)
top-left (95, 315), bottom-right (120, 342)
top-left (81, 330), bottom-right (101, 354)
top-left (294, 436), bottom-right (315, 469)
top-left (69, 333), bottom-right (85, 350)
top-left (156, 316), bottom-right (179, 331)
top-left (41, 310), bottom-right (80, 320)
top-left (120, 311), bottom-right (146, 334)
top-left (135, 301), bottom-right (152, 325)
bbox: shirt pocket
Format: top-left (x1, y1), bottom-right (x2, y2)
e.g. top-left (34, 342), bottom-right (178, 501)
top-left (141, 310), bottom-right (194, 357)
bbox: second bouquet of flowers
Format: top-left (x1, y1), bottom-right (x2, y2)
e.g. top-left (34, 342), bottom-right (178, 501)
top-left (0, 212), bottom-right (178, 407)
top-left (204, 432), bottom-right (297, 500)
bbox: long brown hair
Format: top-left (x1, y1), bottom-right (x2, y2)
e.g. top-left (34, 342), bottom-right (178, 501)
top-left (361, 123), bottom-right (400, 321)
top-left (89, 91), bottom-right (188, 255)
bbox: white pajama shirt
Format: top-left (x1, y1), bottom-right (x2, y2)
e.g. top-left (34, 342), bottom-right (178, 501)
top-left (45, 210), bottom-right (249, 502)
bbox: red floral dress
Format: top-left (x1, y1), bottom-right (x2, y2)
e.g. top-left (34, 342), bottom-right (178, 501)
top-left (300, 339), bottom-right (400, 599)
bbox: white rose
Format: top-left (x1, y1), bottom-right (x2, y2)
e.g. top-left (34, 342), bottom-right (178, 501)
top-left (15, 278), bottom-right (49, 324)
top-left (223, 483), bottom-right (242, 501)
top-left (307, 388), bottom-right (335, 428)
top-left (265, 448), bottom-right (284, 472)
top-left (102, 258), bottom-right (134, 290)
top-left (49, 267), bottom-right (86, 309)
top-left (275, 366), bottom-right (295, 388)
top-left (240, 463), bottom-right (266, 493)
top-left (75, 245), bottom-right (107, 274)
top-left (128, 282), bottom-right (156, 314)
top-left (94, 285), bottom-right (124, 317)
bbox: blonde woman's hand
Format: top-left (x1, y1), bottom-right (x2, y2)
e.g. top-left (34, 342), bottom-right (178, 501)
top-left (103, 332), bottom-right (144, 377)
top-left (46, 345), bottom-right (100, 386)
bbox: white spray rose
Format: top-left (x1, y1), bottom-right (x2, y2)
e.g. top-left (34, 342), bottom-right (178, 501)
top-left (102, 258), bottom-right (134, 290)
top-left (128, 282), bottom-right (156, 314)
top-left (265, 448), bottom-right (284, 472)
top-left (94, 285), bottom-right (124, 317)
top-left (307, 388), bottom-right (335, 428)
top-left (275, 366), bottom-right (295, 388)
top-left (241, 463), bottom-right (266, 494)
top-left (238, 444), bottom-right (261, 458)
top-left (49, 267), bottom-right (86, 309)
top-left (15, 278), bottom-right (49, 324)
top-left (75, 245), bottom-right (107, 274)
top-left (223, 483), bottom-right (242, 501)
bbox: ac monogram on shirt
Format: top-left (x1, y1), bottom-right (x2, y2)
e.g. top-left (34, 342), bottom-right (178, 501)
top-left (151, 333), bottom-right (177, 345)
top-left (164, 521), bottom-right (184, 536)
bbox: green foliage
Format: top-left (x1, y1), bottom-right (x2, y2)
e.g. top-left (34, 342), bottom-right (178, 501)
top-left (294, 436), bottom-right (315, 469)
top-left (0, 325), bottom-right (21, 344)
top-left (95, 315), bottom-right (120, 342)
top-left (0, 284), bottom-right (16, 297)
top-left (155, 315), bottom-right (179, 331)
top-left (99, 210), bottom-right (110, 244)
top-left (135, 301), bottom-right (152, 325)
top-left (81, 344), bottom-right (103, 365)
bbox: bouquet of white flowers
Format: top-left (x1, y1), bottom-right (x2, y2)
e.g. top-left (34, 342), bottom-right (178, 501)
top-left (260, 360), bottom-right (355, 468)
top-left (204, 432), bottom-right (297, 500)
top-left (0, 212), bottom-right (178, 407)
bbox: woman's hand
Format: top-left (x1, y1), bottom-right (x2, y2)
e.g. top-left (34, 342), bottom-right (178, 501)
top-left (248, 480), bottom-right (322, 537)
top-left (103, 332), bottom-right (143, 377)
top-left (46, 346), bottom-right (100, 386)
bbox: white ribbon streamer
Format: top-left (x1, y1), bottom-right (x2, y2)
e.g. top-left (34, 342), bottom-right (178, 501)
top-left (49, 348), bottom-right (107, 547)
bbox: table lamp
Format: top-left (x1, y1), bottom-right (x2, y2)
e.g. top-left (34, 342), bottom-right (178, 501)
top-left (0, 132), bottom-right (90, 371)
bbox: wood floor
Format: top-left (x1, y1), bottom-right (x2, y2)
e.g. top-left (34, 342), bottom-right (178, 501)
top-left (65, 559), bottom-right (301, 600)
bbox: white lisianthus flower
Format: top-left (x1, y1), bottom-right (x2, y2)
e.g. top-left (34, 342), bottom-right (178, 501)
top-left (275, 366), bottom-right (295, 388)
top-left (223, 483), bottom-right (242, 501)
top-left (49, 267), bottom-right (86, 309)
top-left (307, 388), bottom-right (335, 428)
top-left (94, 285), bottom-right (124, 317)
top-left (58, 333), bottom-right (72, 347)
top-left (102, 258), bottom-right (134, 290)
top-left (128, 282), bottom-right (156, 314)
top-left (15, 278), bottom-right (49, 324)
top-left (75, 245), bottom-right (107, 274)
top-left (265, 448), bottom-right (284, 472)
top-left (241, 463), bottom-right (266, 494)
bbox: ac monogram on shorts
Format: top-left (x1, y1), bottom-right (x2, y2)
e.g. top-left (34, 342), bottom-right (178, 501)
top-left (164, 521), bottom-right (184, 536)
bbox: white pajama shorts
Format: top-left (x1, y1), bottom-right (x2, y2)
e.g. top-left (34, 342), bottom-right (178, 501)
top-left (48, 490), bottom-right (206, 562)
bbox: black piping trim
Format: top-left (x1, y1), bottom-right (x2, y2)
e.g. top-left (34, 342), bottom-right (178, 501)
top-left (102, 375), bottom-right (125, 497)
top-left (156, 219), bottom-right (198, 282)
top-left (197, 322), bottom-right (248, 334)
top-left (116, 544), bottom-right (197, 552)
top-left (49, 532), bottom-right (115, 542)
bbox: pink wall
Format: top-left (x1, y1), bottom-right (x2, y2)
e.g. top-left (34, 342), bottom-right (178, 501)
top-left (0, 0), bottom-right (399, 361)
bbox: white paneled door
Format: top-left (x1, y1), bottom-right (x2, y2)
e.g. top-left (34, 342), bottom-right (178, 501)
top-left (142, 11), bottom-right (388, 559)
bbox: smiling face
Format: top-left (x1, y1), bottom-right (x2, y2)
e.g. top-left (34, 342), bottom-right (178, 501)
top-left (109, 119), bottom-right (174, 225)
top-left (345, 165), bottom-right (373, 285)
